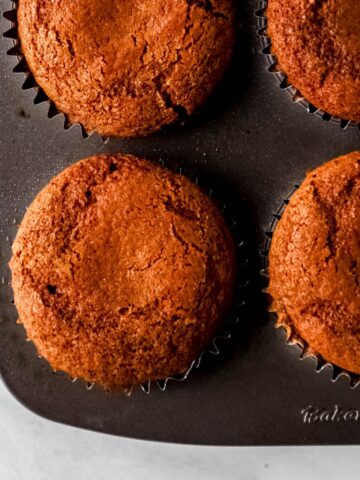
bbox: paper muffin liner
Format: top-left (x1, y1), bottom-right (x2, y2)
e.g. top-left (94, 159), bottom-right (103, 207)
top-left (3, 2), bottom-right (108, 142)
top-left (255, 0), bottom-right (360, 131)
top-left (3, 2), bottom-right (234, 141)
top-left (8, 159), bottom-right (248, 395)
top-left (260, 186), bottom-right (360, 389)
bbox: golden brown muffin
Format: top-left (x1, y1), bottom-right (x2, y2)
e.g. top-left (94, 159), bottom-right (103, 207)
top-left (17, 0), bottom-right (236, 137)
top-left (268, 151), bottom-right (360, 374)
top-left (267, 0), bottom-right (360, 122)
top-left (10, 154), bottom-right (236, 389)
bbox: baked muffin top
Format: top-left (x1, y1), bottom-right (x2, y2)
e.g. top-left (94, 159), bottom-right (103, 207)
top-left (10, 154), bottom-right (236, 388)
top-left (267, 0), bottom-right (360, 122)
top-left (268, 151), bottom-right (360, 374)
top-left (17, 0), bottom-right (236, 137)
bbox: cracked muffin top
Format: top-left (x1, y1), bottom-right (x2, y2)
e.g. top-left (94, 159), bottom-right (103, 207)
top-left (10, 154), bottom-right (236, 389)
top-left (267, 0), bottom-right (360, 122)
top-left (17, 0), bottom-right (236, 137)
top-left (268, 151), bottom-right (360, 374)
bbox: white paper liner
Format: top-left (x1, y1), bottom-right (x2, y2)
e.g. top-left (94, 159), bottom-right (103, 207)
top-left (260, 186), bottom-right (360, 389)
top-left (7, 159), bottom-right (248, 394)
top-left (255, 0), bottom-right (360, 131)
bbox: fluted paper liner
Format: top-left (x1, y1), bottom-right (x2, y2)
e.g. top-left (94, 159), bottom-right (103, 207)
top-left (261, 186), bottom-right (360, 389)
top-left (7, 160), bottom-right (248, 394)
top-left (256, 0), bottom-right (360, 131)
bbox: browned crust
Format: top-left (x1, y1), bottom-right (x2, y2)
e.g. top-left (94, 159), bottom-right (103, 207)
top-left (17, 0), bottom-right (236, 137)
top-left (268, 151), bottom-right (360, 374)
top-left (267, 0), bottom-right (360, 122)
top-left (10, 154), bottom-right (237, 388)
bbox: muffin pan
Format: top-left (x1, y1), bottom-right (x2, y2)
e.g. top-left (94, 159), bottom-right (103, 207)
top-left (0, 0), bottom-right (360, 445)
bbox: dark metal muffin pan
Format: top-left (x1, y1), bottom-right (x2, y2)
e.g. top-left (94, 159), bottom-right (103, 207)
top-left (0, 0), bottom-right (359, 445)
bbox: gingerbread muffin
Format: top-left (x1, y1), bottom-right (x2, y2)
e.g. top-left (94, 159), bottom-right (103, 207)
top-left (268, 151), bottom-right (360, 374)
top-left (266, 0), bottom-right (360, 122)
top-left (17, 0), bottom-right (236, 137)
top-left (10, 154), bottom-right (236, 389)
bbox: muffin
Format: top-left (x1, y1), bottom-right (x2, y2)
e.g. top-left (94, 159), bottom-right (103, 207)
top-left (268, 151), bottom-right (360, 374)
top-left (17, 0), bottom-right (236, 137)
top-left (266, 0), bottom-right (360, 122)
top-left (10, 154), bottom-right (236, 389)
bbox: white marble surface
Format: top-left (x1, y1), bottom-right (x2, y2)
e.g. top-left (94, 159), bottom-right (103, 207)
top-left (0, 380), bottom-right (358, 479)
